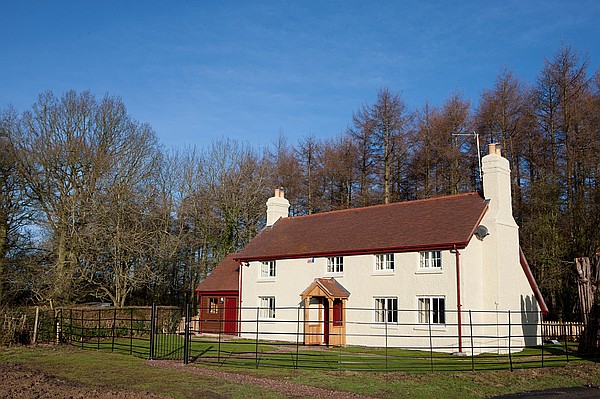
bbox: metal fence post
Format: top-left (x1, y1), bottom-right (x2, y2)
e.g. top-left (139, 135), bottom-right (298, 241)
top-left (385, 317), bottom-right (389, 372)
top-left (69, 309), bottom-right (73, 345)
top-left (508, 310), bottom-right (513, 372)
top-left (563, 320), bottom-right (569, 364)
top-left (129, 308), bottom-right (133, 355)
top-left (469, 310), bottom-right (474, 372)
top-left (218, 304), bottom-right (223, 363)
top-left (81, 310), bottom-right (85, 349)
top-left (539, 310), bottom-right (544, 368)
top-left (111, 308), bottom-right (116, 353)
top-left (295, 305), bottom-right (300, 369)
top-left (149, 304), bottom-right (156, 360)
top-left (97, 309), bottom-right (101, 350)
top-left (255, 306), bottom-right (260, 369)
top-left (428, 312), bottom-right (433, 373)
top-left (183, 304), bottom-right (190, 365)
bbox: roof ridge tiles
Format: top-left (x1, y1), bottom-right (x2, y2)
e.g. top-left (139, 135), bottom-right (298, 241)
top-left (279, 191), bottom-right (482, 222)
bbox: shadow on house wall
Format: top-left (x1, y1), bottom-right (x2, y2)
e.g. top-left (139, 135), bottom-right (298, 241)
top-left (521, 295), bottom-right (540, 346)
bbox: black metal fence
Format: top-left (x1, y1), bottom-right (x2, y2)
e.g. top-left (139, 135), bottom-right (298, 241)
top-left (2, 305), bottom-right (598, 372)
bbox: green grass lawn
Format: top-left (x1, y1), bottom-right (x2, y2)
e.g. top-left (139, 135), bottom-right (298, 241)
top-left (1, 345), bottom-right (599, 399)
top-left (71, 334), bottom-right (587, 373)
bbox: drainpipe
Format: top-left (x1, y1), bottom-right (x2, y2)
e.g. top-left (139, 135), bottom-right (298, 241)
top-left (453, 244), bottom-right (463, 353)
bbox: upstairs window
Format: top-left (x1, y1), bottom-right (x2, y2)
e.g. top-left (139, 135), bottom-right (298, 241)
top-left (375, 253), bottom-right (395, 271)
top-left (260, 260), bottom-right (276, 278)
top-left (419, 251), bottom-right (442, 269)
top-left (327, 256), bottom-right (344, 274)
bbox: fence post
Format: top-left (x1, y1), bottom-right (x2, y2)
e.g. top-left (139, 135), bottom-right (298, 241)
top-left (81, 310), bottom-right (85, 349)
top-left (97, 309), bottom-right (101, 350)
top-left (295, 305), bottom-right (300, 370)
top-left (59, 309), bottom-right (64, 344)
top-left (428, 312), bottom-right (433, 373)
top-left (255, 306), bottom-right (260, 369)
top-left (469, 310), bottom-right (474, 372)
top-left (32, 307), bottom-right (39, 344)
top-left (539, 310), bottom-right (544, 368)
top-left (111, 308), bottom-right (116, 353)
top-left (385, 316), bottom-right (388, 372)
top-left (563, 320), bottom-right (569, 364)
top-left (183, 304), bottom-right (190, 365)
top-left (54, 309), bottom-right (59, 345)
top-left (69, 309), bottom-right (73, 345)
top-left (218, 304), bottom-right (223, 363)
top-left (508, 310), bottom-right (513, 372)
top-left (149, 304), bottom-right (156, 360)
top-left (129, 308), bottom-right (133, 355)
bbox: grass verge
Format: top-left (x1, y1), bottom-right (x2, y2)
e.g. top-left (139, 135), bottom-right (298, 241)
top-left (0, 345), bottom-right (599, 399)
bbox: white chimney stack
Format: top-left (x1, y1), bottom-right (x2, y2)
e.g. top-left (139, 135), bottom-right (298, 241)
top-left (266, 188), bottom-right (290, 226)
top-left (482, 143), bottom-right (517, 227)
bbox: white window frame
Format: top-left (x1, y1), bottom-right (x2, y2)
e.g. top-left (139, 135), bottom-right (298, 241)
top-left (419, 250), bottom-right (442, 269)
top-left (208, 297), bottom-right (219, 314)
top-left (259, 296), bottom-right (276, 319)
top-left (418, 296), bottom-right (446, 325)
top-left (260, 260), bottom-right (276, 278)
top-left (375, 253), bottom-right (394, 272)
top-left (375, 297), bottom-right (398, 323)
top-left (326, 256), bottom-right (344, 274)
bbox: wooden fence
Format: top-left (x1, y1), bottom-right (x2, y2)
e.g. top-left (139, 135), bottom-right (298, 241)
top-left (542, 321), bottom-right (584, 341)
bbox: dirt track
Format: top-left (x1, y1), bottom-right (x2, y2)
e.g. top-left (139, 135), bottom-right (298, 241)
top-left (0, 362), bottom-right (169, 399)
top-left (2, 359), bottom-right (599, 399)
top-left (0, 360), bottom-right (376, 399)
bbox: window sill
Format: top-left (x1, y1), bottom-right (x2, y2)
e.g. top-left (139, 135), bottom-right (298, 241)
top-left (257, 278), bottom-right (276, 283)
top-left (413, 325), bottom-right (446, 331)
top-left (325, 273), bottom-right (344, 277)
top-left (415, 268), bottom-right (442, 274)
top-left (371, 323), bottom-right (399, 330)
top-left (372, 271), bottom-right (395, 276)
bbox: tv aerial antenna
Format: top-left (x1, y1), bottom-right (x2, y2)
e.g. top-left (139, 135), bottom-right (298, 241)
top-left (452, 132), bottom-right (483, 184)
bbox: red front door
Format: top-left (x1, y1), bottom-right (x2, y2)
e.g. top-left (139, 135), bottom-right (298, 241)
top-left (223, 297), bottom-right (237, 335)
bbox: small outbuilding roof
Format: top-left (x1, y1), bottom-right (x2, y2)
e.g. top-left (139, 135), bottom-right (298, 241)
top-left (195, 254), bottom-right (239, 294)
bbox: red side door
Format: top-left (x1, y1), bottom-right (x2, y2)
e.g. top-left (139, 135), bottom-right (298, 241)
top-left (223, 297), bottom-right (238, 335)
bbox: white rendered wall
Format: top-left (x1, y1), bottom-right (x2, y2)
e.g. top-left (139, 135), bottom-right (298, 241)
top-left (239, 243), bottom-right (534, 353)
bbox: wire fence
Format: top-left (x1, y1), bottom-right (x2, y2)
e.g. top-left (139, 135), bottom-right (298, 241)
top-left (2, 305), bottom-right (598, 372)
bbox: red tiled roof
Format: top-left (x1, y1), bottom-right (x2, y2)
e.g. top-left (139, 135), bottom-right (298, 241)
top-left (235, 192), bottom-right (488, 262)
top-left (195, 254), bottom-right (239, 293)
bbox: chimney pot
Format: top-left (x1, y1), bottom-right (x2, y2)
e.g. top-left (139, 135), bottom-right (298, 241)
top-left (488, 143), bottom-right (496, 155)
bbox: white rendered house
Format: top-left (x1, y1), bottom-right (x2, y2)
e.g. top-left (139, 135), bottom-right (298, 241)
top-left (234, 144), bottom-right (547, 354)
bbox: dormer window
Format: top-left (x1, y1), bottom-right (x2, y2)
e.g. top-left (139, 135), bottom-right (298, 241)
top-left (419, 251), bottom-right (441, 269)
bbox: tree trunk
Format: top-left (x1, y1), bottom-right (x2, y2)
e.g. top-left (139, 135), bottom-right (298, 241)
top-left (576, 255), bottom-right (600, 353)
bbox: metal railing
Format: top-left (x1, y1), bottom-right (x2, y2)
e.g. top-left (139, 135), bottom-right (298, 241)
top-left (3, 305), bottom-right (598, 372)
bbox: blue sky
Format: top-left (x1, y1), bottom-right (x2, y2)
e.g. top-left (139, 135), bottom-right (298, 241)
top-left (1, 1), bottom-right (599, 149)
